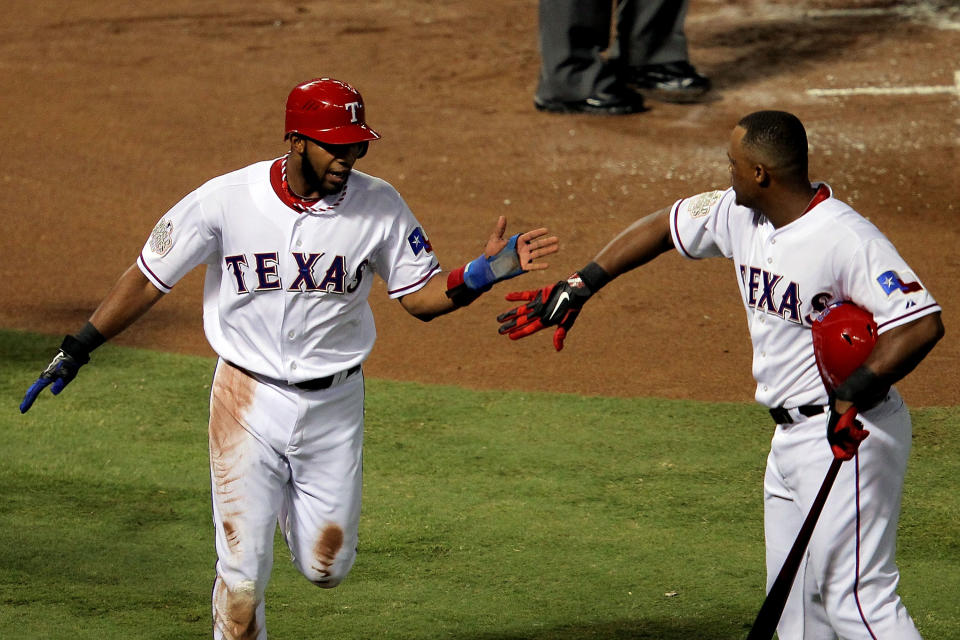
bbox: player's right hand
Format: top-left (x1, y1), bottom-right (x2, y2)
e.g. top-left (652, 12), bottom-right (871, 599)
top-left (497, 272), bottom-right (593, 351)
top-left (20, 336), bottom-right (91, 414)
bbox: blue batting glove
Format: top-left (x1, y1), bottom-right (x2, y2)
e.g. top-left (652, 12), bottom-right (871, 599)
top-left (20, 341), bottom-right (89, 413)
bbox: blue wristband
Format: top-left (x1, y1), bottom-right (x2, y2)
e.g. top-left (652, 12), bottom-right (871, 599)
top-left (462, 255), bottom-right (497, 291)
top-left (462, 234), bottom-right (523, 291)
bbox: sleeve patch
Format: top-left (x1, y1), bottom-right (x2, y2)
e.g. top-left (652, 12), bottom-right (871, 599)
top-left (687, 190), bottom-right (724, 219)
top-left (876, 270), bottom-right (923, 295)
top-left (148, 218), bottom-right (174, 257)
top-left (407, 227), bottom-right (433, 256)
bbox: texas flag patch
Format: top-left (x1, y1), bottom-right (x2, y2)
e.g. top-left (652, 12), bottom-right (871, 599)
top-left (407, 227), bottom-right (433, 256)
top-left (876, 270), bottom-right (923, 295)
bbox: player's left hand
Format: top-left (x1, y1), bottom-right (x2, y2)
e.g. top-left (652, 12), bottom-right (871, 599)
top-left (826, 404), bottom-right (870, 460)
top-left (20, 337), bottom-right (90, 413)
top-left (483, 216), bottom-right (559, 273)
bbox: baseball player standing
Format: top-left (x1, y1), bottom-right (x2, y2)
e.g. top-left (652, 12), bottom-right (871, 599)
top-left (20, 77), bottom-right (559, 640)
top-left (498, 110), bottom-right (944, 639)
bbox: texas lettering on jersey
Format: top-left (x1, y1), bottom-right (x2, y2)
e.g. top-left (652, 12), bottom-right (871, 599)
top-left (223, 252), bottom-right (369, 295)
top-left (740, 264), bottom-right (803, 324)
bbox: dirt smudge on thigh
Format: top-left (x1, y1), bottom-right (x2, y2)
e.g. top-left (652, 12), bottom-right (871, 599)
top-left (209, 361), bottom-right (257, 551)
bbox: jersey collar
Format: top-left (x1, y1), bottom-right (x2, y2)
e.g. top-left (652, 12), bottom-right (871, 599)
top-left (269, 155), bottom-right (349, 214)
top-left (802, 182), bottom-right (831, 214)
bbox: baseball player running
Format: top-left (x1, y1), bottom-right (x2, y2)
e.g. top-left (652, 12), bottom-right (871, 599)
top-left (498, 110), bottom-right (943, 639)
top-left (20, 77), bottom-right (559, 640)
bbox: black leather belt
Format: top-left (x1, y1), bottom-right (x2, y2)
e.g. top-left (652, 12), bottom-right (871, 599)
top-left (294, 364), bottom-right (362, 391)
top-left (769, 404), bottom-right (825, 425)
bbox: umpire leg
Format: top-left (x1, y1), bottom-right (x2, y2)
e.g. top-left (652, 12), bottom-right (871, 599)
top-left (609, 0), bottom-right (691, 68)
top-left (535, 0), bottom-right (619, 103)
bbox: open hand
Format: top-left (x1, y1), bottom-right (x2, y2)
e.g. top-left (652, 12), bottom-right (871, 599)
top-left (483, 216), bottom-right (558, 272)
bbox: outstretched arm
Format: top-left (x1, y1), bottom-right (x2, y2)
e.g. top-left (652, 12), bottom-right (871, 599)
top-left (498, 207), bottom-right (674, 350)
top-left (592, 207), bottom-right (674, 277)
top-left (399, 216), bottom-right (558, 321)
top-left (20, 264), bottom-right (165, 413)
top-left (90, 264), bottom-right (167, 340)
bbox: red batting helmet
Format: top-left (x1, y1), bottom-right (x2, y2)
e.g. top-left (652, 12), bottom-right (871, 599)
top-left (811, 301), bottom-right (878, 392)
top-left (285, 78), bottom-right (381, 145)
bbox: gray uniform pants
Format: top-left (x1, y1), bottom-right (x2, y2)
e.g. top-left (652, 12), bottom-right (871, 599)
top-left (536, 0), bottom-right (691, 102)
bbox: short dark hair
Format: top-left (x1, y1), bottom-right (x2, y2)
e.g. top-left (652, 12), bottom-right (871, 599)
top-left (737, 110), bottom-right (809, 177)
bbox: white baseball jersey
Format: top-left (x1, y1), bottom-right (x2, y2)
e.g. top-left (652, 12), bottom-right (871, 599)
top-left (669, 184), bottom-right (940, 408)
top-left (137, 157), bottom-right (440, 383)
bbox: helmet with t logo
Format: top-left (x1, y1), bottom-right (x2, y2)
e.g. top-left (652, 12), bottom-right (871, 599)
top-left (284, 78), bottom-right (381, 145)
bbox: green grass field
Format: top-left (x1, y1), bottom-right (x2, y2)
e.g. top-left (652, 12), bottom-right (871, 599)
top-left (1, 330), bottom-right (957, 639)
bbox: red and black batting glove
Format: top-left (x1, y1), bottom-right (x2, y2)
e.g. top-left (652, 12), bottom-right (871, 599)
top-left (497, 262), bottom-right (610, 351)
top-left (825, 404), bottom-right (869, 461)
top-left (824, 365), bottom-right (887, 460)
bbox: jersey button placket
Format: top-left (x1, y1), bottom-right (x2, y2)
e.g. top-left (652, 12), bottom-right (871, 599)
top-left (293, 219), bottom-right (303, 247)
top-left (766, 230), bottom-right (777, 264)
top-left (282, 218), bottom-right (305, 378)
top-left (755, 233), bottom-right (776, 402)
top-left (762, 237), bottom-right (775, 318)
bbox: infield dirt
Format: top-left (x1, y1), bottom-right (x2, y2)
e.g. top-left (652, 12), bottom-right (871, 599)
top-left (1, 0), bottom-right (956, 406)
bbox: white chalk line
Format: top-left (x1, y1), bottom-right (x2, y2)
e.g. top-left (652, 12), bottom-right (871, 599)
top-left (689, 2), bottom-right (960, 30)
top-left (807, 70), bottom-right (960, 98)
top-left (806, 5), bottom-right (960, 31)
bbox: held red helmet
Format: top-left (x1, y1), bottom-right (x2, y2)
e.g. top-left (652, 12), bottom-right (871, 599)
top-left (284, 78), bottom-right (381, 145)
top-left (811, 301), bottom-right (878, 392)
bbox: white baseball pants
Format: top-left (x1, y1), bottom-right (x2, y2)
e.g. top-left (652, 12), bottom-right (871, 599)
top-left (208, 359), bottom-right (365, 640)
top-left (764, 388), bottom-right (922, 640)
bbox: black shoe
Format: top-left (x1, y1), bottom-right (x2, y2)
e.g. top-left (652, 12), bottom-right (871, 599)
top-left (534, 90), bottom-right (645, 115)
top-left (628, 61), bottom-right (711, 103)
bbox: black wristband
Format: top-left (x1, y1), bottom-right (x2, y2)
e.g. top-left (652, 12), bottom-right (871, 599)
top-left (833, 365), bottom-right (887, 408)
top-left (578, 261), bottom-right (612, 293)
top-left (74, 321), bottom-right (106, 351)
top-left (59, 322), bottom-right (105, 364)
top-left (445, 283), bottom-right (484, 308)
